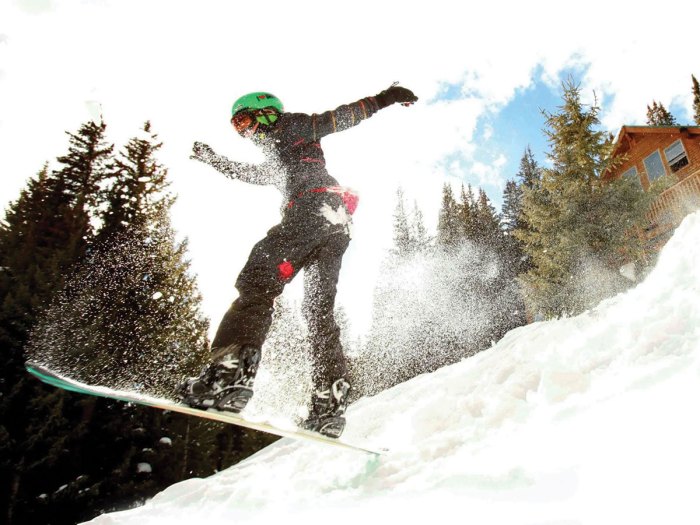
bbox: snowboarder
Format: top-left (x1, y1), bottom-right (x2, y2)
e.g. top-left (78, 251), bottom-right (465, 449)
top-left (179, 84), bottom-right (418, 437)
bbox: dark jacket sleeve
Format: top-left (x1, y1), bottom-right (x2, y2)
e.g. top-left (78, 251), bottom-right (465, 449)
top-left (197, 149), bottom-right (283, 189)
top-left (284, 96), bottom-right (384, 141)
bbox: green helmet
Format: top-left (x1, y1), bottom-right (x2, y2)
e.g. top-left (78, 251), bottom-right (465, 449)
top-left (231, 92), bottom-right (284, 117)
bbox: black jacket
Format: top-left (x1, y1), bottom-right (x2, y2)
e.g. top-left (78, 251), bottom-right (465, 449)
top-left (202, 96), bottom-right (386, 203)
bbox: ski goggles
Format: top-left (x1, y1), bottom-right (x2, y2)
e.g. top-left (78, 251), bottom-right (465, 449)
top-left (231, 108), bottom-right (280, 133)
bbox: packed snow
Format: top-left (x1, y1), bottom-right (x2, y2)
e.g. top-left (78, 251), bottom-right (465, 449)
top-left (85, 212), bottom-right (700, 525)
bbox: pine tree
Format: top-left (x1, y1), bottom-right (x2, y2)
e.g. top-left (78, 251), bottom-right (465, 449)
top-left (518, 79), bottom-right (656, 318)
top-left (502, 148), bottom-right (542, 277)
top-left (55, 120), bottom-right (113, 240)
top-left (0, 152), bottom-right (109, 524)
top-left (361, 178), bottom-right (529, 395)
top-left (411, 201), bottom-right (430, 254)
top-left (20, 123), bottom-right (216, 524)
top-left (2, 121), bottom-right (270, 524)
top-left (501, 180), bottom-right (522, 233)
top-left (474, 188), bottom-right (502, 248)
top-left (99, 121), bottom-right (168, 240)
top-left (0, 167), bottom-right (83, 368)
top-left (500, 180), bottom-right (526, 276)
top-left (29, 121), bottom-right (209, 393)
top-left (499, 151), bottom-right (543, 329)
top-left (692, 74), bottom-right (700, 126)
top-left (457, 184), bottom-right (477, 241)
top-left (646, 101), bottom-right (677, 126)
top-left (391, 188), bottom-right (413, 256)
top-left (517, 146), bottom-right (541, 190)
top-left (437, 183), bottom-right (461, 249)
top-left (390, 189), bottom-right (430, 257)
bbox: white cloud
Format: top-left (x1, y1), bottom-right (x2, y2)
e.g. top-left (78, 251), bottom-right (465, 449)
top-left (1, 0), bottom-right (699, 337)
top-left (471, 158), bottom-right (508, 190)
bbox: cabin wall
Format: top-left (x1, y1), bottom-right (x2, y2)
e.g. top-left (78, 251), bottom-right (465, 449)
top-left (611, 131), bottom-right (700, 189)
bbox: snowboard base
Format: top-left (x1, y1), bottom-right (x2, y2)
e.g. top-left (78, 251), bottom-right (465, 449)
top-left (26, 363), bottom-right (385, 455)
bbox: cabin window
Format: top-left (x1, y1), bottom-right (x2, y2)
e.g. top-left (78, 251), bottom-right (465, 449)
top-left (621, 166), bottom-right (641, 186)
top-left (643, 150), bottom-right (666, 182)
top-left (663, 139), bottom-right (689, 173)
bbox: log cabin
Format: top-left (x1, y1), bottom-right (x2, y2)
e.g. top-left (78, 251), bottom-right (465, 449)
top-left (603, 125), bottom-right (700, 251)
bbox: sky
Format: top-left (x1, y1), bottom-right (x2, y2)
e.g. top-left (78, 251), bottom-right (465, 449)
top-left (82, 211), bottom-right (700, 525)
top-left (1, 0), bottom-right (699, 337)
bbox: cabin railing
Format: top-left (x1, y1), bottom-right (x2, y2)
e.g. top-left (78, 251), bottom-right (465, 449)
top-left (645, 169), bottom-right (700, 247)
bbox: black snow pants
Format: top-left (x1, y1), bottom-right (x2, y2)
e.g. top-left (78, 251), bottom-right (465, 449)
top-left (211, 190), bottom-right (352, 390)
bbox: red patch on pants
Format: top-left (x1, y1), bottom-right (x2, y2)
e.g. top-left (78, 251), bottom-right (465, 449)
top-left (278, 260), bottom-right (294, 281)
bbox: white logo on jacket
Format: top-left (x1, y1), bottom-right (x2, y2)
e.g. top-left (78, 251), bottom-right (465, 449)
top-left (319, 203), bottom-right (353, 237)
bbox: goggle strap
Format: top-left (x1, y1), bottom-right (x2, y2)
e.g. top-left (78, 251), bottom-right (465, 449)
top-left (256, 108), bottom-right (278, 126)
top-left (231, 108), bottom-right (279, 132)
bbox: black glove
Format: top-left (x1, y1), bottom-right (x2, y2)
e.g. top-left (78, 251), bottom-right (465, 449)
top-left (375, 84), bottom-right (418, 109)
top-left (190, 141), bottom-right (216, 163)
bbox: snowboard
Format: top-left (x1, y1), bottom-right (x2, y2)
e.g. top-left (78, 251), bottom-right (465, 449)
top-left (25, 363), bottom-right (385, 455)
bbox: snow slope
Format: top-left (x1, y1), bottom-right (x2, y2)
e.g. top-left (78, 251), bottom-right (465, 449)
top-left (86, 212), bottom-right (700, 525)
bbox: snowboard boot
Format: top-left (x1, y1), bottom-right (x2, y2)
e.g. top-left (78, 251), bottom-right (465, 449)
top-left (178, 344), bottom-right (261, 413)
top-left (302, 378), bottom-right (351, 438)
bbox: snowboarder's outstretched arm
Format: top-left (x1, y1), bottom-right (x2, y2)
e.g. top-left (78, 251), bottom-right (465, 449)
top-left (284, 84), bottom-right (418, 141)
top-left (190, 142), bottom-right (277, 186)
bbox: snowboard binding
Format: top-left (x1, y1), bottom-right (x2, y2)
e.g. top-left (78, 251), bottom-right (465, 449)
top-left (178, 344), bottom-right (261, 413)
top-left (303, 378), bottom-right (351, 439)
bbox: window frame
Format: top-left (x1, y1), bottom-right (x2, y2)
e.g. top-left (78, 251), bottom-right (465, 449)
top-left (663, 139), bottom-right (689, 173)
top-left (643, 149), bottom-right (667, 182)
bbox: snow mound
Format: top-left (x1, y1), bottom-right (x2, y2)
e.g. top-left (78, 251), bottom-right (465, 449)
top-left (85, 212), bottom-right (700, 525)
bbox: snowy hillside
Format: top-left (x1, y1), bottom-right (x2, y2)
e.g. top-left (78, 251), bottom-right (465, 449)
top-left (86, 212), bottom-right (700, 525)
